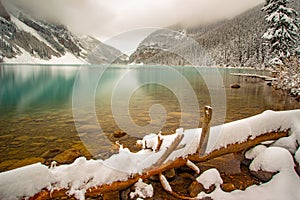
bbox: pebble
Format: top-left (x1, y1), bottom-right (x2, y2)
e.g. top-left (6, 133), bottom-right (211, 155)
top-left (113, 130), bottom-right (127, 138)
top-left (221, 183), bottom-right (236, 192)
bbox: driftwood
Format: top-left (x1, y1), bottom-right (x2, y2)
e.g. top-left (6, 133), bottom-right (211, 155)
top-left (29, 107), bottom-right (290, 200)
top-left (197, 106), bottom-right (212, 155)
top-left (30, 132), bottom-right (289, 200)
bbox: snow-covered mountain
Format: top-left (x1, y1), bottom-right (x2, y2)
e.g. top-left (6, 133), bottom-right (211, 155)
top-left (130, 2), bottom-right (299, 67)
top-left (0, 1), bottom-right (127, 64)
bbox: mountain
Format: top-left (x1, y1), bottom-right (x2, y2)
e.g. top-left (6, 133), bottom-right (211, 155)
top-left (0, 1), bottom-right (127, 64)
top-left (130, 2), bottom-right (300, 67)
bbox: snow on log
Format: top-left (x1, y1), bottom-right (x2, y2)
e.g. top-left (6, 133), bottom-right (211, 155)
top-left (159, 174), bottom-right (172, 192)
top-left (0, 109), bottom-right (299, 200)
top-left (196, 168), bottom-right (223, 189)
top-left (186, 160), bottom-right (200, 174)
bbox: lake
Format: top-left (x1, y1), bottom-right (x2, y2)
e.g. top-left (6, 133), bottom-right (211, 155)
top-left (0, 64), bottom-right (299, 171)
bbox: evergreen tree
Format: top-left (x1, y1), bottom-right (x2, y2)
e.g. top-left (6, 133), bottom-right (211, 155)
top-left (262, 0), bottom-right (299, 59)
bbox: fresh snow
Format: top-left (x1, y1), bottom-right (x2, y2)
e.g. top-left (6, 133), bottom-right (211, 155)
top-left (0, 109), bottom-right (299, 199)
top-left (245, 145), bottom-right (267, 160)
top-left (4, 48), bottom-right (87, 65)
top-left (129, 179), bottom-right (153, 199)
top-left (206, 109), bottom-right (300, 153)
top-left (186, 159), bottom-right (200, 174)
top-left (196, 168), bottom-right (223, 189)
top-left (249, 147), bottom-right (295, 172)
top-left (198, 146), bottom-right (300, 200)
top-left (271, 134), bottom-right (298, 154)
top-left (0, 163), bottom-right (51, 200)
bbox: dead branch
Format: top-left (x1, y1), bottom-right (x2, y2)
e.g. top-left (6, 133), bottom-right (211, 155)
top-left (30, 130), bottom-right (288, 199)
top-left (155, 133), bottom-right (164, 152)
top-left (197, 106), bottom-right (212, 155)
top-left (152, 133), bottom-right (184, 167)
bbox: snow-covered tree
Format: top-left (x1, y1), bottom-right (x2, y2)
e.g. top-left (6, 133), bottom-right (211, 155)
top-left (262, 0), bottom-right (299, 59)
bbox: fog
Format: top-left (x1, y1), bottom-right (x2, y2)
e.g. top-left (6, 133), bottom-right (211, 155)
top-left (6, 0), bottom-right (264, 40)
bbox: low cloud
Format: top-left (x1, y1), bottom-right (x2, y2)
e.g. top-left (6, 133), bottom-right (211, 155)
top-left (5, 0), bottom-right (264, 40)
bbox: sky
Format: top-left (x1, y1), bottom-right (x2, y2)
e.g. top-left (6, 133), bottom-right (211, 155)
top-left (7, 0), bottom-right (265, 54)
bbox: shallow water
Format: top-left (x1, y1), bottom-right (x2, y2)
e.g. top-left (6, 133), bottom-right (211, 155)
top-left (0, 65), bottom-right (299, 171)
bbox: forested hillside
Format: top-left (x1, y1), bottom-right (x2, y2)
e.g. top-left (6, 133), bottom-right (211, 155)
top-left (130, 2), bottom-right (299, 67)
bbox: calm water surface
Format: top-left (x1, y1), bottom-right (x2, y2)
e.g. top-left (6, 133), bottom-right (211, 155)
top-left (0, 65), bottom-right (299, 171)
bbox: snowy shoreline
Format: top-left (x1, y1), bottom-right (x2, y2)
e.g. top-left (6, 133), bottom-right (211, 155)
top-left (0, 109), bottom-right (299, 200)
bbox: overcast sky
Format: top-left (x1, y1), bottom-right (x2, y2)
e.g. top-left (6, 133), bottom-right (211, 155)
top-left (7, 0), bottom-right (265, 54)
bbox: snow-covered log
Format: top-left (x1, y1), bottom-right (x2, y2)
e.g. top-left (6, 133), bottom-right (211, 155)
top-left (1, 109), bottom-right (299, 200)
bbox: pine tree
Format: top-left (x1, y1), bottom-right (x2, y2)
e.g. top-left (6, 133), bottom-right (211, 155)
top-left (262, 0), bottom-right (299, 59)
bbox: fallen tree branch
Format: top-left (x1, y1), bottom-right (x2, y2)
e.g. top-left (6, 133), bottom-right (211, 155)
top-left (30, 130), bottom-right (288, 199)
top-left (152, 133), bottom-right (184, 167)
top-left (197, 106), bottom-right (212, 155)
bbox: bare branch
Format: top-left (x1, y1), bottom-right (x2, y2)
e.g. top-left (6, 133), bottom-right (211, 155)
top-left (197, 106), bottom-right (212, 155)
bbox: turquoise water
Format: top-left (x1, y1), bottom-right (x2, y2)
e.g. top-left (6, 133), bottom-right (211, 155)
top-left (0, 65), bottom-right (299, 171)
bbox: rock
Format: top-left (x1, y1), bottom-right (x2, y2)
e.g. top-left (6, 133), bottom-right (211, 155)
top-left (188, 181), bottom-right (215, 197)
top-left (164, 168), bottom-right (176, 180)
top-left (189, 181), bottom-right (204, 197)
top-left (120, 187), bottom-right (131, 200)
top-left (221, 183), bottom-right (236, 192)
top-left (150, 168), bottom-right (177, 182)
top-left (52, 148), bottom-right (81, 164)
top-left (230, 83), bottom-right (241, 89)
top-left (241, 157), bottom-right (252, 167)
top-left (179, 172), bottom-right (195, 180)
top-left (113, 130), bottom-right (127, 138)
top-left (295, 164), bottom-right (300, 176)
top-left (149, 175), bottom-right (160, 182)
top-left (296, 95), bottom-right (300, 102)
top-left (41, 148), bottom-right (63, 159)
top-left (250, 170), bottom-right (276, 183)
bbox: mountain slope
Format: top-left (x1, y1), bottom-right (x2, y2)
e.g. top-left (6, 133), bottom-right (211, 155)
top-left (130, 2), bottom-right (299, 67)
top-left (0, 1), bottom-right (127, 64)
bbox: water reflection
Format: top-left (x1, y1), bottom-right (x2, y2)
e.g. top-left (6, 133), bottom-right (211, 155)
top-left (0, 65), bottom-right (299, 172)
top-left (0, 65), bottom-right (77, 116)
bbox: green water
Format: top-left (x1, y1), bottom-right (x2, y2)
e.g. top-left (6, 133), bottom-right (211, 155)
top-left (0, 65), bottom-right (299, 171)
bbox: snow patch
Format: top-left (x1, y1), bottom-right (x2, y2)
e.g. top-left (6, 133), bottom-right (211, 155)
top-left (0, 163), bottom-right (52, 200)
top-left (250, 147), bottom-right (295, 173)
top-left (4, 48), bottom-right (86, 65)
top-left (129, 179), bottom-right (153, 199)
top-left (196, 168), bottom-right (223, 189)
top-left (245, 145), bottom-right (267, 160)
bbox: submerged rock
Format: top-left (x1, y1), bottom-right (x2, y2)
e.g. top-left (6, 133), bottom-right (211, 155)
top-left (52, 148), bottom-right (81, 164)
top-left (250, 170), bottom-right (275, 183)
top-left (230, 83), bottom-right (241, 89)
top-left (41, 148), bottom-right (63, 159)
top-left (113, 130), bottom-right (127, 138)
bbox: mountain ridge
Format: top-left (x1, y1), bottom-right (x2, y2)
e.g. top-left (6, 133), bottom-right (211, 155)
top-left (0, 0), bottom-right (127, 64)
top-left (130, 2), bottom-right (299, 67)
